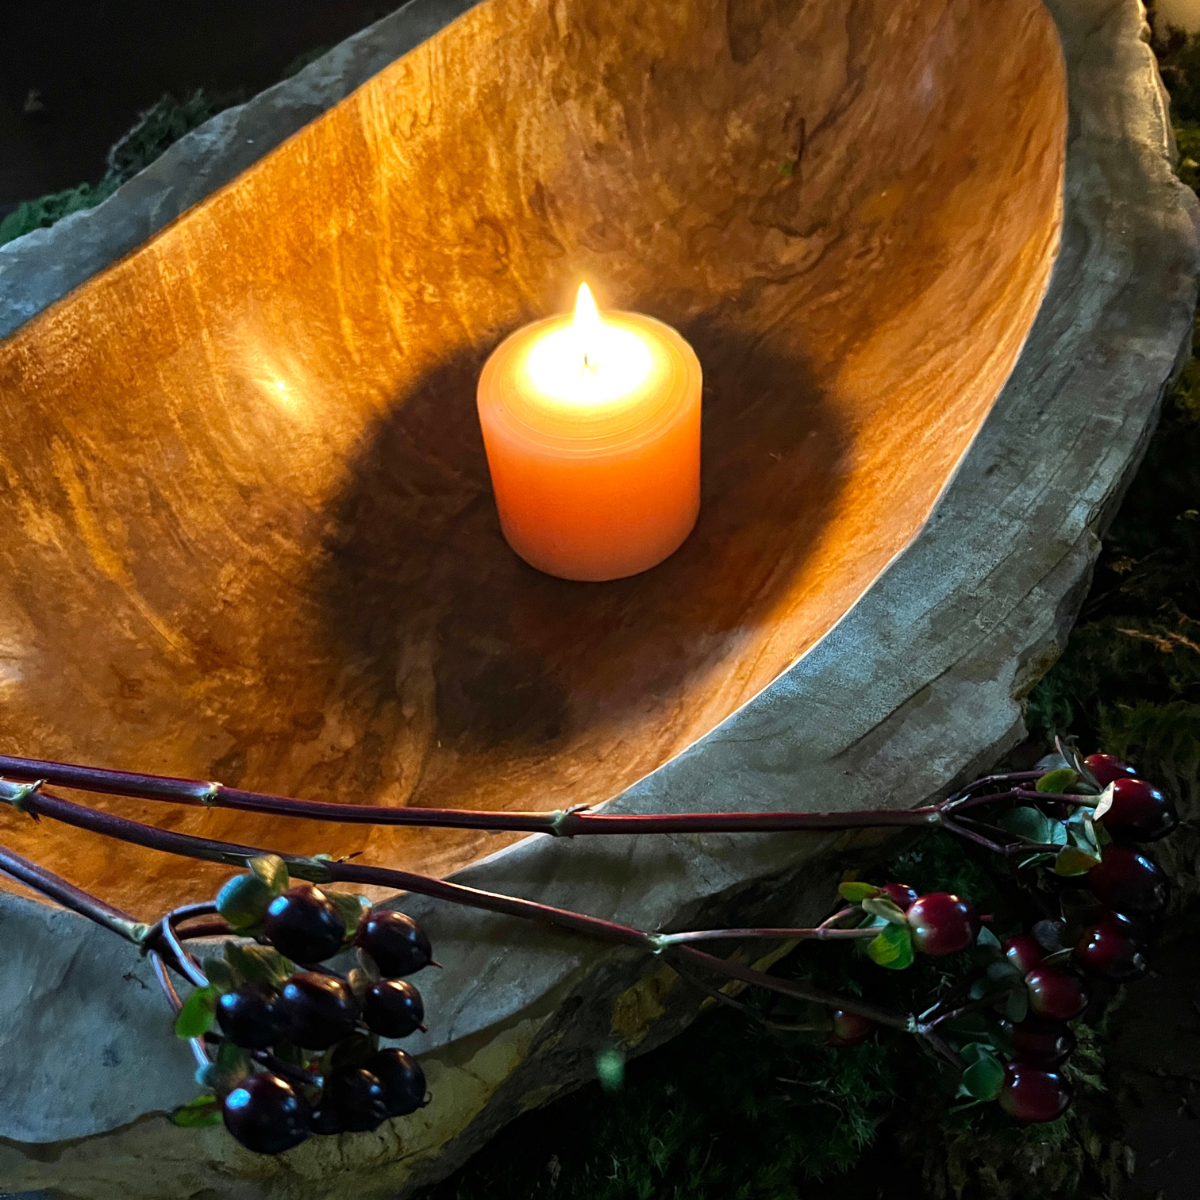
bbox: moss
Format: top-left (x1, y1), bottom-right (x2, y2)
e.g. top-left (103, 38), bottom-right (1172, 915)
top-left (0, 90), bottom-right (219, 250)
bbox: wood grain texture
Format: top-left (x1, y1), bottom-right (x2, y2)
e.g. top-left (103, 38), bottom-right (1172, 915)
top-left (0, 0), bottom-right (1063, 914)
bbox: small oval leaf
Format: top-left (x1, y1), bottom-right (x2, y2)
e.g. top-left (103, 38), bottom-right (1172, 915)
top-left (838, 882), bottom-right (881, 903)
top-left (1036, 768), bottom-right (1079, 795)
top-left (171, 1096), bottom-right (224, 1128)
top-left (215, 873), bottom-right (271, 932)
top-left (1054, 845), bottom-right (1102, 876)
top-left (961, 1051), bottom-right (1004, 1102)
top-left (174, 985), bottom-right (217, 1040)
top-left (249, 854), bottom-right (290, 897)
top-left (326, 890), bottom-right (369, 936)
top-left (867, 924), bottom-right (914, 970)
top-left (861, 896), bottom-right (908, 925)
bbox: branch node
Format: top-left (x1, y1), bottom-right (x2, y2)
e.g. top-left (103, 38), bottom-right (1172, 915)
top-left (550, 805), bottom-right (589, 837)
top-left (1, 777), bottom-right (45, 818)
top-left (198, 782), bottom-right (222, 807)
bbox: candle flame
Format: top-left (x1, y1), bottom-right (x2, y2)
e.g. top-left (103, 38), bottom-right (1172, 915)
top-left (573, 283), bottom-right (602, 370)
top-left (524, 281), bottom-right (652, 404)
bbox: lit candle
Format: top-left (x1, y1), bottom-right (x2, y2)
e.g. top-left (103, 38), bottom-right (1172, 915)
top-left (477, 285), bottom-right (702, 581)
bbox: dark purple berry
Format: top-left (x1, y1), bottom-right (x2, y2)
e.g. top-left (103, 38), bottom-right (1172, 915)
top-left (222, 1072), bottom-right (310, 1154)
top-left (1083, 753), bottom-right (1137, 788)
top-left (1088, 845), bottom-right (1170, 917)
top-left (363, 979), bottom-right (425, 1038)
top-left (216, 982), bottom-right (288, 1050)
top-left (357, 911), bottom-right (433, 977)
top-left (322, 1065), bottom-right (388, 1133)
top-left (263, 885), bottom-right (347, 964)
top-left (1100, 778), bottom-right (1178, 843)
top-left (1007, 1016), bottom-right (1076, 1068)
top-left (1024, 966), bottom-right (1087, 1020)
top-left (365, 1048), bottom-right (427, 1117)
top-left (999, 1063), bottom-right (1072, 1123)
top-left (308, 1106), bottom-right (343, 1136)
top-left (277, 972), bottom-right (358, 1049)
top-left (1074, 918), bottom-right (1148, 981)
top-left (906, 893), bottom-right (979, 956)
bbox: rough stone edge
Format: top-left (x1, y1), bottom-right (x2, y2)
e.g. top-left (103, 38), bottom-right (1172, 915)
top-left (0, 0), bottom-right (478, 341)
top-left (2, 0), bottom-right (1198, 1194)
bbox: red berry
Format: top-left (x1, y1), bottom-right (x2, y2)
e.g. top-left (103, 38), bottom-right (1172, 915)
top-left (222, 1072), bottom-right (311, 1154)
top-left (1083, 753), bottom-right (1138, 788)
top-left (1074, 918), bottom-right (1148, 981)
top-left (1088, 845), bottom-right (1170, 917)
top-left (1002, 935), bottom-right (1045, 975)
top-left (828, 1009), bottom-right (873, 1047)
top-left (906, 893), bottom-right (979, 956)
top-left (1007, 1016), bottom-right (1076, 1068)
top-left (263, 885), bottom-right (347, 964)
top-left (878, 883), bottom-right (918, 912)
top-left (1024, 966), bottom-right (1087, 1020)
top-left (1100, 778), bottom-right (1178, 843)
top-left (998, 1063), bottom-right (1072, 1122)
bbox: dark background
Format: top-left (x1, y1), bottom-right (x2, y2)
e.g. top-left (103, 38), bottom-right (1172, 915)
top-left (0, 0), bottom-right (396, 215)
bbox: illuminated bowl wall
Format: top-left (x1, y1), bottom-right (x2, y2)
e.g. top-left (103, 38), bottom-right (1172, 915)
top-left (0, 0), bottom-right (1195, 1195)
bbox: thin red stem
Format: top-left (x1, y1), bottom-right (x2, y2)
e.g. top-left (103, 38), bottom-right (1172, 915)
top-left (0, 752), bottom-right (939, 837)
top-left (2, 780), bottom-right (916, 1031)
top-left (655, 925), bottom-right (878, 947)
top-left (0, 842), bottom-right (149, 944)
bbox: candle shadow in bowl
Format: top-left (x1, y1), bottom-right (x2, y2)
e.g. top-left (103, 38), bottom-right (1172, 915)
top-left (315, 322), bottom-right (849, 813)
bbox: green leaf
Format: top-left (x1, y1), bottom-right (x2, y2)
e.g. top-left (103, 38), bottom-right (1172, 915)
top-left (215, 873), bottom-right (272, 932)
top-left (837, 881), bottom-right (881, 903)
top-left (1005, 987), bottom-right (1029, 1023)
top-left (976, 925), bottom-right (1002, 951)
top-left (959, 1041), bottom-right (992, 1067)
top-left (217, 1040), bottom-right (249, 1074)
top-left (985, 960), bottom-right (1023, 987)
top-left (860, 896), bottom-right (908, 925)
top-left (1091, 783), bottom-right (1116, 822)
top-left (174, 985), bottom-right (217, 1039)
top-left (1036, 768), bottom-right (1079, 794)
top-left (998, 806), bottom-right (1066, 846)
top-left (171, 1095), bottom-right (224, 1128)
top-left (249, 854), bottom-right (290, 897)
top-left (326, 890), bottom-right (369, 937)
top-left (201, 956), bottom-right (235, 993)
top-left (224, 940), bottom-right (293, 987)
top-left (1016, 852), bottom-right (1056, 870)
top-left (867, 924), bottom-right (914, 970)
top-left (960, 1048), bottom-right (1005, 1102)
top-left (1054, 845), bottom-right (1102, 876)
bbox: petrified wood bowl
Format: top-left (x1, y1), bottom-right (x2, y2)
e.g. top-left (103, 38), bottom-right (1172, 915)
top-left (0, 0), bottom-right (1195, 1196)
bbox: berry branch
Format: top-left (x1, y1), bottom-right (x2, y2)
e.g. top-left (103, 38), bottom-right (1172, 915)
top-left (0, 745), bottom-right (1180, 1146)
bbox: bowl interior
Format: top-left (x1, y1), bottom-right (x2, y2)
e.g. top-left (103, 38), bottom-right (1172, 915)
top-left (0, 0), bottom-right (1065, 914)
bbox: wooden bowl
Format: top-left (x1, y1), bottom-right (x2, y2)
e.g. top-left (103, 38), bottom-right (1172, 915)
top-left (0, 0), bottom-right (1194, 1195)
